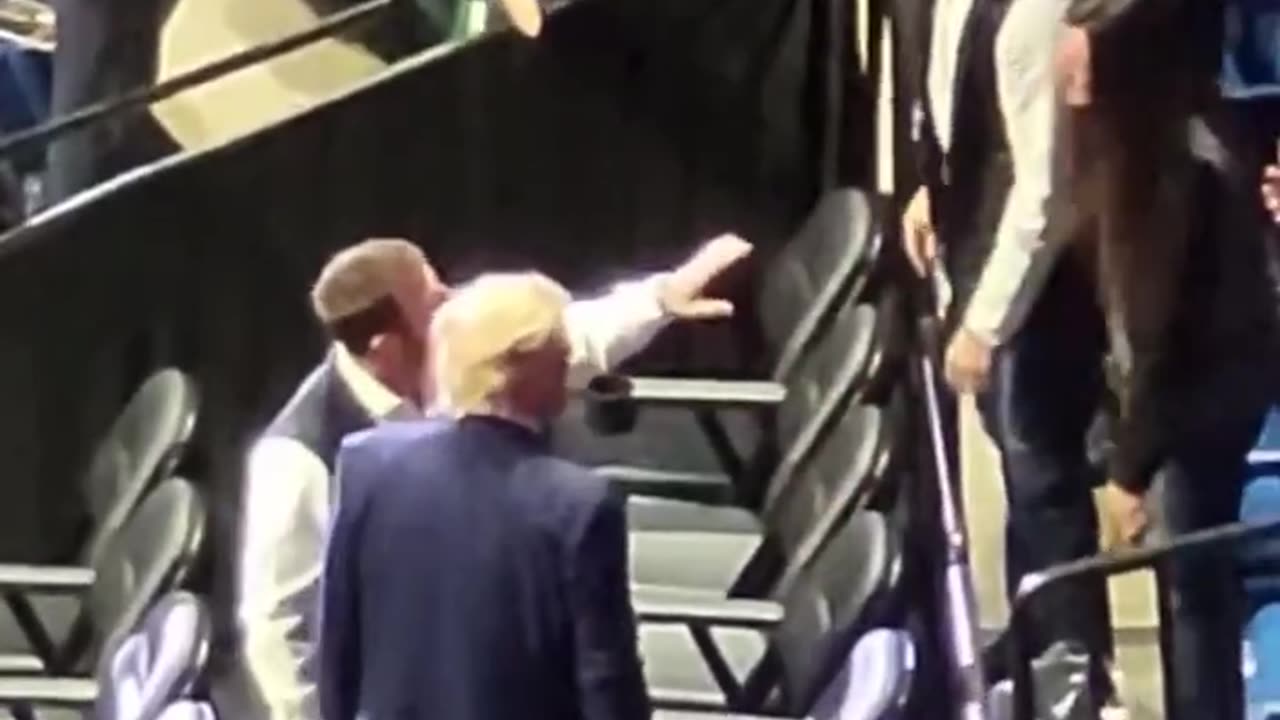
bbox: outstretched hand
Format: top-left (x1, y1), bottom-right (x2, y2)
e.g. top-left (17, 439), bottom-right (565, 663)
top-left (659, 233), bottom-right (754, 321)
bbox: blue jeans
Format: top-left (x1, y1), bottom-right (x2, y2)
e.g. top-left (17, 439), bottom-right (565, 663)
top-left (1150, 411), bottom-right (1263, 720)
top-left (973, 258), bottom-right (1114, 670)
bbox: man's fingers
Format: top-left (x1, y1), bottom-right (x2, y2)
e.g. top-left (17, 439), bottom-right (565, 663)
top-left (1063, 69), bottom-right (1091, 107)
top-left (701, 234), bottom-right (754, 265)
top-left (498, 0), bottom-right (544, 37)
top-left (684, 234), bottom-right (754, 282)
top-left (675, 299), bottom-right (734, 320)
top-left (903, 227), bottom-right (935, 278)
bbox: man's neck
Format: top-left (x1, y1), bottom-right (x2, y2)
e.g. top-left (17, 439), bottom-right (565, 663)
top-left (332, 343), bottom-right (413, 419)
top-left (482, 405), bottom-right (543, 434)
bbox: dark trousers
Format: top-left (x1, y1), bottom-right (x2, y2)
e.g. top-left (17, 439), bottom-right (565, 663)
top-left (1148, 414), bottom-right (1260, 720)
top-left (940, 257), bottom-right (1113, 677)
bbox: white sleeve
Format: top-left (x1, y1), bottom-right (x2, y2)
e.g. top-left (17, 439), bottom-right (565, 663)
top-left (237, 437), bottom-right (331, 720)
top-left (962, 0), bottom-right (1069, 344)
top-left (562, 273), bottom-right (671, 388)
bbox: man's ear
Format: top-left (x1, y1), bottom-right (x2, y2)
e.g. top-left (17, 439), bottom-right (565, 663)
top-left (365, 332), bottom-right (401, 366)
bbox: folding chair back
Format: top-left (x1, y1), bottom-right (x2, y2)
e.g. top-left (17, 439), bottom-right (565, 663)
top-left (81, 369), bottom-right (199, 566)
top-left (85, 478), bottom-right (207, 671)
top-left (758, 189), bottom-right (879, 382)
top-left (95, 591), bottom-right (211, 720)
top-left (762, 510), bottom-right (898, 714)
top-left (752, 389), bottom-right (905, 596)
top-left (763, 297), bottom-right (897, 509)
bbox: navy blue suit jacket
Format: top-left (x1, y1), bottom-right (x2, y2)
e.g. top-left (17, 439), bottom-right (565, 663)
top-left (318, 415), bottom-right (650, 720)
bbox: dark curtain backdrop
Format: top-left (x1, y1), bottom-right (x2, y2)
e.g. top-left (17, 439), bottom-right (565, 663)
top-left (0, 0), bottom-right (870, 645)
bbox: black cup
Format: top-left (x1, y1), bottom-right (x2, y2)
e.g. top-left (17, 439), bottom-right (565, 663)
top-left (584, 374), bottom-right (637, 436)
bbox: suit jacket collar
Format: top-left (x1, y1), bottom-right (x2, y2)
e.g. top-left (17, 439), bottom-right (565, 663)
top-left (458, 414), bottom-right (550, 449)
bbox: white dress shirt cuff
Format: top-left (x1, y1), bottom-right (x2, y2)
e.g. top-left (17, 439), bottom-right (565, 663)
top-left (563, 273), bottom-right (672, 387)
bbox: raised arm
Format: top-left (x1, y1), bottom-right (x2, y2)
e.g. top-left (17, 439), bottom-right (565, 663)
top-left (563, 234), bottom-right (752, 386)
top-left (566, 490), bottom-right (651, 720)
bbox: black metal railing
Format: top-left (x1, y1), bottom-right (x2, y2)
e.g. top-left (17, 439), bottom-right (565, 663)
top-left (915, 273), bottom-right (989, 720)
top-left (1007, 516), bottom-right (1280, 720)
top-left (0, 0), bottom-right (393, 161)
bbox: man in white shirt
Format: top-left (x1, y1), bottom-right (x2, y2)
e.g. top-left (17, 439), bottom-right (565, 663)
top-left (900, 0), bottom-right (1115, 699)
top-left (226, 234), bottom-right (752, 720)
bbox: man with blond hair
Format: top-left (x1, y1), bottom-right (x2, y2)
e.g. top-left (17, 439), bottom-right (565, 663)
top-left (228, 234), bottom-right (749, 719)
top-left (319, 272), bottom-right (650, 720)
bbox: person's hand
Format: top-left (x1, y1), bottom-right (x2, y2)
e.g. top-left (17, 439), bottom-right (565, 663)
top-left (497, 0), bottom-right (543, 37)
top-left (659, 233), bottom-right (754, 320)
top-left (1262, 163), bottom-right (1280, 225)
top-left (1056, 25), bottom-right (1092, 107)
top-left (944, 327), bottom-right (993, 394)
top-left (901, 185), bottom-right (936, 278)
top-left (1101, 482), bottom-right (1148, 547)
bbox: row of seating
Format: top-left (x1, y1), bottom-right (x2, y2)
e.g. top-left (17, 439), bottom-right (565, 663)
top-left (0, 368), bottom-right (211, 718)
top-left (558, 188), bottom-right (919, 717)
top-left (0, 590), bottom-right (218, 720)
top-left (1, 188), bottom-right (915, 718)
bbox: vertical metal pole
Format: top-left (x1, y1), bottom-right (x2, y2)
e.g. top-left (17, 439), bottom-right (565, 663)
top-left (917, 282), bottom-right (988, 719)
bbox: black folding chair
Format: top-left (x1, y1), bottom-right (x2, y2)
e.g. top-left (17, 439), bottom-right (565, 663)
top-left (0, 477), bottom-right (206, 686)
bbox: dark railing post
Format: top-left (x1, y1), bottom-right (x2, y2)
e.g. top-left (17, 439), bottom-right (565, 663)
top-left (916, 274), bottom-right (989, 720)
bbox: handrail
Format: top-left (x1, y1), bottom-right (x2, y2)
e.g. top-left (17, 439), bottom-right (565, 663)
top-left (0, 0), bottom-right (393, 161)
top-left (1007, 515), bottom-right (1280, 720)
top-left (916, 273), bottom-right (989, 720)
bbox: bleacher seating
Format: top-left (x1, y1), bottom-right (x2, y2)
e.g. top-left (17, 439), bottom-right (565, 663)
top-left (543, 187), bottom-right (926, 717)
top-left (653, 628), bottom-right (915, 719)
top-left (633, 510), bottom-right (904, 714)
top-left (0, 590), bottom-right (213, 719)
top-left (554, 189), bottom-right (887, 493)
top-left (1242, 409), bottom-right (1280, 719)
top-left (53, 368), bottom-right (198, 568)
top-left (626, 395), bottom-right (903, 596)
top-left (0, 476), bottom-right (205, 715)
top-left (94, 591), bottom-right (211, 720)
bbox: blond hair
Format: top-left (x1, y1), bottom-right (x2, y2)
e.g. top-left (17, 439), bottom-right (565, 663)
top-left (430, 272), bottom-right (571, 414)
top-left (310, 238), bottom-right (425, 324)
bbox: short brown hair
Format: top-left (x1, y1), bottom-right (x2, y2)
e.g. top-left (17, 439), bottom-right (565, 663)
top-left (310, 238), bottom-right (425, 352)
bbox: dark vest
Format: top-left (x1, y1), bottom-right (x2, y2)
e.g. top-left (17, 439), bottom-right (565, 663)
top-left (918, 0), bottom-right (1014, 325)
top-left (263, 354), bottom-right (376, 473)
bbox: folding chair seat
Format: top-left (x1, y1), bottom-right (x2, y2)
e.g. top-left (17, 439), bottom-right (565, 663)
top-left (94, 591), bottom-right (211, 720)
top-left (632, 510), bottom-right (902, 715)
top-left (0, 591), bottom-right (213, 720)
top-left (552, 188), bottom-right (881, 476)
top-left (156, 700), bottom-right (217, 720)
top-left (653, 628), bottom-right (916, 720)
top-left (589, 295), bottom-right (903, 507)
top-left (0, 478), bottom-right (206, 695)
top-left (626, 390), bottom-right (906, 596)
